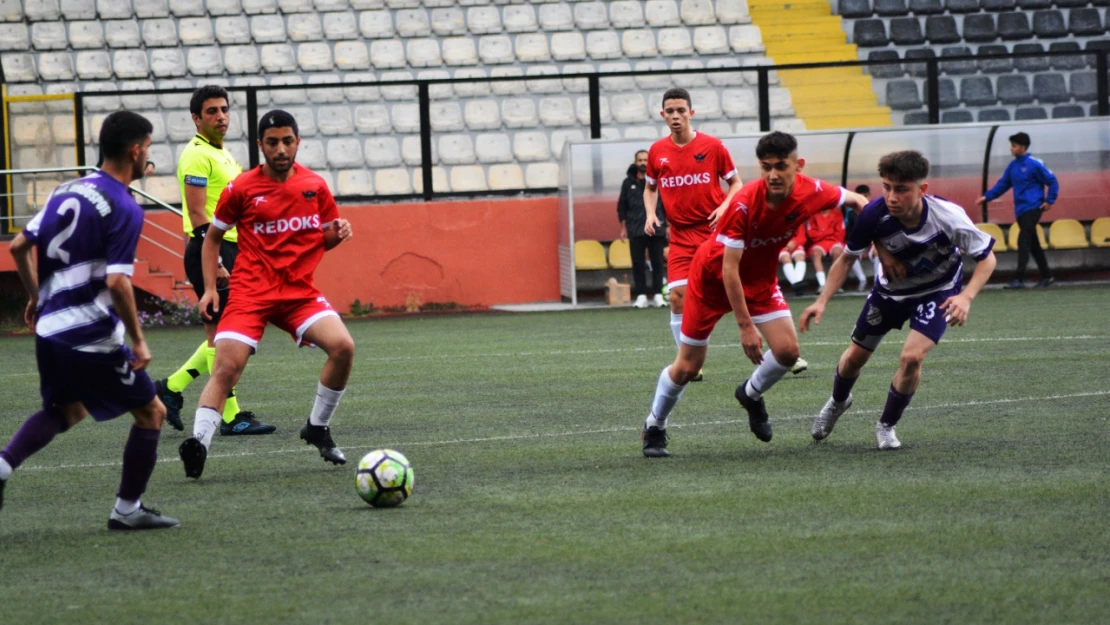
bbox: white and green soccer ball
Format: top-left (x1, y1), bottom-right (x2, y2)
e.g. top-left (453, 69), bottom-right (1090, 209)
top-left (356, 449), bottom-right (414, 508)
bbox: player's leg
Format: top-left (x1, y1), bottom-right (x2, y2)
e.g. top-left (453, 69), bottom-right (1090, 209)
top-left (812, 342), bottom-right (874, 441)
top-left (109, 396), bottom-right (179, 530)
top-left (811, 246), bottom-right (828, 291)
top-left (876, 330), bottom-right (937, 450)
top-left (295, 314), bottom-right (355, 465)
top-left (156, 235), bottom-right (212, 430)
top-left (1025, 211), bottom-right (1053, 286)
top-left (735, 309), bottom-right (798, 443)
top-left (0, 403), bottom-right (85, 512)
top-left (791, 250), bottom-right (808, 296)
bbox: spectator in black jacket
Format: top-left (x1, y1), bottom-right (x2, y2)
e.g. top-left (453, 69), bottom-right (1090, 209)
top-left (618, 150), bottom-right (668, 308)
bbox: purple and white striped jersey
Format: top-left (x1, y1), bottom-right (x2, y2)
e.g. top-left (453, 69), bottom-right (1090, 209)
top-left (22, 171), bottom-right (144, 353)
top-left (845, 195), bottom-right (994, 301)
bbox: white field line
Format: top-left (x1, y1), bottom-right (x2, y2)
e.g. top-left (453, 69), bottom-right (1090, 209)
top-left (19, 389), bottom-right (1110, 473)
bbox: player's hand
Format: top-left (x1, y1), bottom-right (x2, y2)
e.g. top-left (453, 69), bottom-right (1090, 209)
top-left (644, 212), bottom-right (659, 237)
top-left (198, 290), bottom-right (219, 322)
top-left (619, 226), bottom-right (627, 241)
top-left (1040, 202), bottom-right (1052, 212)
top-left (798, 302), bottom-right (825, 333)
top-left (708, 202), bottom-right (729, 229)
top-left (216, 266), bottom-right (230, 289)
top-left (130, 339), bottom-right (152, 371)
top-left (739, 324), bottom-right (763, 365)
top-left (24, 297), bottom-right (38, 331)
top-left (335, 218), bottom-right (353, 242)
top-left (940, 293), bottom-right (971, 327)
top-left (976, 195), bottom-right (988, 207)
top-left (873, 243), bottom-right (906, 281)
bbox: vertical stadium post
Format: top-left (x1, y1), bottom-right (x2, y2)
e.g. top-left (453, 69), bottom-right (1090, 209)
top-left (73, 92), bottom-right (85, 166)
top-left (926, 60), bottom-right (940, 124)
top-left (588, 74), bottom-right (601, 139)
top-left (757, 69), bottom-right (771, 132)
top-left (1097, 52), bottom-right (1109, 117)
top-left (246, 88), bottom-right (259, 169)
top-left (418, 82), bottom-right (433, 201)
top-left (980, 125), bottom-right (999, 223)
top-left (840, 131), bottom-right (856, 188)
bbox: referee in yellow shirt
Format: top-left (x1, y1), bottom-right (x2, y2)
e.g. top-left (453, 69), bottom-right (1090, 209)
top-left (154, 85), bottom-right (275, 435)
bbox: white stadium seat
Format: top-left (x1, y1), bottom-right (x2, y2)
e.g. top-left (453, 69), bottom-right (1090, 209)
top-left (337, 169), bottom-right (373, 196)
top-left (622, 30), bottom-right (657, 58)
top-left (2, 54), bottom-right (38, 82)
top-left (418, 69), bottom-right (453, 99)
top-left (371, 40), bottom-right (405, 68)
top-left (324, 12), bottom-right (358, 40)
top-left (443, 37), bottom-right (478, 66)
top-left (689, 89), bottom-right (722, 119)
top-left (646, 0), bottom-right (680, 27)
top-left (145, 176), bottom-right (181, 204)
top-left (0, 24), bottom-right (28, 50)
top-left (269, 74), bottom-right (306, 104)
top-left (671, 58), bottom-right (705, 88)
top-left (313, 0), bottom-right (347, 10)
top-left (140, 19), bottom-right (177, 47)
top-left (12, 115), bottom-right (48, 146)
top-left (155, 78), bottom-right (191, 107)
top-left (449, 166), bottom-right (487, 192)
top-left (307, 74), bottom-right (343, 102)
top-left (439, 134), bottom-right (476, 165)
top-left (729, 25), bottom-right (764, 53)
top-left (391, 103), bottom-right (420, 133)
top-left (224, 45), bottom-right (260, 74)
top-left (287, 14), bottom-right (323, 41)
top-left (611, 93), bottom-right (650, 124)
top-left (430, 102), bottom-right (464, 132)
top-left (117, 79), bottom-right (156, 108)
top-left (503, 5), bottom-right (537, 32)
top-left (284, 106), bottom-right (316, 135)
top-left (480, 35), bottom-right (515, 64)
top-left (412, 167), bottom-right (449, 194)
top-left (62, 0), bottom-right (96, 20)
top-left (526, 162), bottom-right (559, 188)
top-left (717, 0), bottom-right (751, 24)
top-left (385, 0), bottom-right (420, 9)
top-left (597, 61), bottom-right (633, 91)
top-left (513, 131), bottom-right (551, 162)
top-left (242, 0), bottom-right (276, 13)
top-left (769, 88), bottom-right (794, 116)
top-left (550, 128), bottom-right (584, 157)
top-left (113, 50), bottom-right (149, 78)
top-left (187, 46), bottom-right (224, 75)
top-left (277, 0), bottom-right (313, 13)
top-left (466, 6), bottom-right (501, 34)
top-left (296, 139), bottom-right (326, 170)
top-left (526, 65), bottom-right (561, 93)
top-left (344, 72), bottom-right (381, 102)
top-left (336, 41), bottom-right (370, 70)
top-left (682, 0), bottom-right (717, 25)
top-left (475, 133), bottom-right (512, 163)
top-left (502, 98), bottom-right (538, 128)
top-left (407, 39), bottom-right (442, 67)
top-left (326, 138), bottom-right (363, 169)
top-left (551, 32), bottom-right (586, 62)
top-left (133, 0), bottom-right (167, 16)
top-left (150, 48), bottom-right (185, 77)
top-left (431, 7), bottom-right (465, 36)
top-left (465, 100), bottom-right (501, 130)
top-left (76, 50), bottom-right (113, 79)
top-left (609, 1), bottom-right (645, 28)
top-left (488, 164), bottom-right (524, 190)
top-left (490, 66), bottom-right (525, 95)
top-left (561, 63), bottom-right (593, 93)
top-left (380, 70), bottom-right (416, 100)
top-left (401, 135), bottom-right (433, 166)
top-left (586, 31), bottom-right (620, 60)
top-left (452, 67), bottom-right (489, 98)
top-left (634, 59), bottom-right (671, 89)
top-left (32, 22), bottom-right (67, 50)
top-left (375, 169), bottom-right (412, 195)
top-left (106, 20), bottom-right (141, 48)
top-left (658, 28), bottom-right (693, 56)
top-left (147, 142), bottom-right (173, 166)
top-left (624, 125), bottom-right (660, 140)
top-left (354, 104), bottom-right (391, 133)
top-left (708, 57), bottom-right (746, 86)
top-left (700, 121), bottom-right (733, 137)
top-left (179, 17), bottom-right (214, 45)
top-left (166, 110), bottom-right (195, 141)
top-left (539, 3), bottom-right (572, 30)
top-left (722, 88), bottom-right (757, 118)
top-left (251, 15), bottom-right (286, 42)
top-left (539, 97), bottom-right (576, 127)
top-left (317, 106), bottom-right (354, 135)
top-left (97, 0), bottom-right (132, 19)
top-left (359, 10), bottom-right (393, 39)
top-left (575, 94), bottom-right (612, 124)
top-left (215, 16), bottom-right (250, 44)
top-left (232, 76), bottom-right (270, 105)
top-left (208, 0), bottom-right (240, 16)
top-left (169, 0), bottom-right (204, 17)
top-left (574, 2), bottom-right (608, 29)
top-left (773, 118), bottom-right (806, 132)
top-left (422, 0), bottom-right (453, 6)
top-left (694, 26), bottom-right (729, 55)
top-left (363, 137), bottom-right (401, 168)
top-left (395, 9), bottom-right (430, 37)
top-left (222, 110), bottom-right (245, 139)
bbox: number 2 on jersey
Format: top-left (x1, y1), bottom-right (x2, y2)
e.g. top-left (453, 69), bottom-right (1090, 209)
top-left (45, 198), bottom-right (81, 264)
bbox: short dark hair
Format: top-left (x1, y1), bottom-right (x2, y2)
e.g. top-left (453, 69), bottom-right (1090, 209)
top-left (755, 131), bottom-right (797, 160)
top-left (99, 111), bottom-right (153, 160)
top-left (878, 150), bottom-right (930, 183)
top-left (634, 149), bottom-right (648, 158)
top-left (190, 85), bottom-right (229, 117)
top-left (1009, 132), bottom-right (1031, 148)
top-left (661, 87), bottom-right (691, 109)
top-left (258, 109), bottom-right (299, 138)
top-left (855, 184), bottom-right (870, 194)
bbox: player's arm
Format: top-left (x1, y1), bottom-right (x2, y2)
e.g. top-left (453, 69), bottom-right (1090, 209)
top-left (721, 246), bottom-right (763, 365)
top-left (199, 222), bottom-right (230, 320)
top-left (799, 251), bottom-right (858, 333)
top-left (183, 180), bottom-right (210, 235)
top-left (642, 181), bottom-right (660, 236)
top-left (323, 219), bottom-right (353, 250)
top-left (106, 272), bottom-right (150, 370)
top-left (977, 164), bottom-right (1012, 206)
top-left (9, 232), bottom-right (39, 329)
top-left (709, 174), bottom-right (743, 228)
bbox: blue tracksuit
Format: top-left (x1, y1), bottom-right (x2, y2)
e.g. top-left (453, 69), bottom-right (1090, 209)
top-left (984, 153), bottom-right (1060, 218)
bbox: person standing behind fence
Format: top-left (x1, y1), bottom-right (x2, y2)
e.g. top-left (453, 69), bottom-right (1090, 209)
top-left (618, 150), bottom-right (668, 309)
top-left (976, 132), bottom-right (1059, 289)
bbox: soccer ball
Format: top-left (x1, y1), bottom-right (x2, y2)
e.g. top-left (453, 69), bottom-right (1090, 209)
top-left (356, 449), bottom-right (414, 508)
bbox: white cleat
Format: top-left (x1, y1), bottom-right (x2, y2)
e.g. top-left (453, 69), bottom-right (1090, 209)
top-left (875, 421), bottom-right (903, 450)
top-left (633, 294), bottom-right (649, 308)
top-left (652, 293), bottom-right (666, 308)
top-left (791, 357), bottom-right (808, 375)
top-left (812, 394), bottom-right (852, 441)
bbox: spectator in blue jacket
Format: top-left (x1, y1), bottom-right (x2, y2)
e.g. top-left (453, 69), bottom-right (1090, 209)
top-left (977, 132), bottom-right (1059, 289)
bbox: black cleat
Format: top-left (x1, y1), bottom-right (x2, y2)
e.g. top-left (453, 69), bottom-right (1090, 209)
top-left (108, 504), bottom-right (180, 530)
top-left (793, 283), bottom-right (807, 297)
top-left (642, 425), bottom-right (670, 458)
top-left (219, 411), bottom-right (277, 436)
top-left (735, 382), bottom-right (773, 443)
top-left (299, 421), bottom-right (347, 465)
top-left (1004, 279), bottom-right (1025, 290)
top-left (179, 437), bottom-right (207, 479)
top-left (155, 378), bottom-right (185, 431)
top-left (690, 369), bottom-right (704, 382)
top-left (1036, 276), bottom-right (1055, 288)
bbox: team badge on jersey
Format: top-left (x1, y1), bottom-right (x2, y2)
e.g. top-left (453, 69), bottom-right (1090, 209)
top-left (694, 153), bottom-right (707, 162)
top-left (302, 190), bottom-right (317, 200)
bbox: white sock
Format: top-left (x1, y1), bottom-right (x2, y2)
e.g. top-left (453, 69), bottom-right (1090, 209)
top-left (851, 259), bottom-right (867, 284)
top-left (310, 382), bottom-right (346, 427)
top-left (793, 260), bottom-right (806, 280)
top-left (645, 366), bottom-right (686, 429)
top-left (193, 406), bottom-right (222, 449)
top-left (782, 263), bottom-right (798, 284)
top-left (0, 456), bottom-right (11, 481)
top-left (114, 497), bottom-right (140, 515)
top-left (816, 271), bottom-right (826, 288)
top-left (748, 350), bottom-right (792, 398)
top-left (669, 312), bottom-right (682, 348)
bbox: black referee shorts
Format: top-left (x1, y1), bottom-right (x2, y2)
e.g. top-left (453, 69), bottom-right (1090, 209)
top-left (184, 236), bottom-right (239, 323)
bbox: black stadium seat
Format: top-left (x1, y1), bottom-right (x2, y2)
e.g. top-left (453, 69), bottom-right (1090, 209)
top-left (960, 76), bottom-right (997, 106)
top-left (1015, 106), bottom-right (1048, 120)
top-left (1054, 0), bottom-right (1087, 7)
top-left (910, 0), bottom-right (945, 13)
top-left (890, 17), bottom-right (926, 45)
top-left (940, 46), bottom-right (976, 75)
top-left (874, 0), bottom-right (910, 16)
top-left (839, 0), bottom-right (873, 19)
top-left (941, 110), bottom-right (974, 123)
top-left (1033, 73), bottom-right (1070, 103)
top-left (926, 16), bottom-right (961, 43)
top-left (1033, 10), bottom-right (1068, 38)
top-left (1014, 42), bottom-right (1050, 73)
top-left (1049, 41), bottom-right (1087, 71)
top-left (904, 47), bottom-right (937, 77)
top-left (1070, 71), bottom-right (1097, 101)
top-left (1068, 8), bottom-right (1104, 37)
top-left (924, 77), bottom-right (960, 108)
top-left (1017, 0), bottom-right (1052, 9)
top-left (998, 75), bottom-right (1034, 105)
top-left (998, 12), bottom-right (1032, 40)
top-left (868, 50), bottom-right (905, 78)
top-left (903, 111), bottom-right (930, 124)
top-left (963, 14), bottom-right (999, 43)
top-left (946, 0), bottom-right (980, 12)
top-left (981, 0), bottom-right (1015, 10)
top-left (979, 108), bottom-right (1012, 121)
top-left (977, 44), bottom-right (1012, 73)
top-left (887, 80), bottom-right (924, 110)
top-left (1052, 104), bottom-right (1085, 118)
top-left (854, 19), bottom-right (889, 46)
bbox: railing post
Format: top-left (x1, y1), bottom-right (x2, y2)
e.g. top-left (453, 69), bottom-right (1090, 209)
top-left (73, 92), bottom-right (85, 166)
top-left (588, 74), bottom-right (602, 139)
top-left (246, 88), bottom-right (259, 169)
top-left (757, 68), bottom-right (771, 132)
top-left (926, 59), bottom-right (940, 124)
top-left (980, 125), bottom-right (999, 223)
top-left (1097, 51), bottom-right (1109, 117)
top-left (418, 82), bottom-right (433, 201)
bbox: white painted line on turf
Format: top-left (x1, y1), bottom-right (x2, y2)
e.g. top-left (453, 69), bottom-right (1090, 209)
top-left (18, 389), bottom-right (1110, 473)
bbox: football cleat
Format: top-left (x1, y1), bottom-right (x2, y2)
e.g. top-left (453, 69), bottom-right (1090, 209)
top-left (812, 394), bottom-right (853, 441)
top-left (652, 293), bottom-right (666, 308)
top-left (108, 504), bottom-right (181, 531)
top-left (641, 425), bottom-right (670, 458)
top-left (633, 294), bottom-right (649, 309)
top-left (735, 382), bottom-right (773, 443)
top-left (179, 437), bottom-right (207, 479)
top-left (690, 369), bottom-right (705, 382)
top-left (1004, 280), bottom-right (1025, 290)
top-left (219, 411), bottom-right (276, 436)
top-left (791, 357), bottom-right (808, 375)
top-left (300, 421), bottom-right (347, 465)
top-left (793, 283), bottom-right (807, 297)
top-left (1036, 277), bottom-right (1056, 288)
top-left (875, 421), bottom-right (903, 450)
top-left (155, 378), bottom-right (185, 431)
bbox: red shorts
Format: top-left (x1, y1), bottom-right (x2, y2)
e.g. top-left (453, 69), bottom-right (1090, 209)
top-left (806, 239), bottom-right (844, 257)
top-left (215, 291), bottom-right (339, 351)
top-left (681, 272), bottom-right (792, 346)
top-left (667, 224), bottom-right (713, 288)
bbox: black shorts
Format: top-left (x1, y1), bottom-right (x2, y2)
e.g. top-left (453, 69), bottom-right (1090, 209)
top-left (184, 236), bottom-right (239, 323)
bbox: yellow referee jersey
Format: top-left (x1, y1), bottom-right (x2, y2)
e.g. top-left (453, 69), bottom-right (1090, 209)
top-left (177, 133), bottom-right (241, 242)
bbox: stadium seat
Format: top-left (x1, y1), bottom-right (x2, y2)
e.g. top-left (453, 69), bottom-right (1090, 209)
top-left (112, 50), bottom-right (148, 78)
top-left (396, 9), bottom-right (431, 37)
top-left (371, 40), bottom-right (405, 68)
top-left (853, 19), bottom-right (888, 47)
top-left (288, 14), bottom-right (322, 41)
top-left (451, 67), bottom-right (488, 98)
top-left (250, 15), bottom-right (285, 42)
top-left (539, 97), bottom-right (576, 127)
top-left (1069, 8), bottom-right (1104, 37)
top-left (574, 240), bottom-right (608, 270)
top-left (277, 0), bottom-right (311, 13)
top-left (693, 25), bottom-right (729, 55)
top-left (910, 0), bottom-right (944, 13)
top-left (241, 0), bottom-right (275, 13)
top-left (960, 76), bottom-right (996, 106)
top-left (332, 41), bottom-right (368, 69)
top-left (690, 89), bottom-right (722, 118)
top-left (625, 125), bottom-right (660, 139)
top-left (716, 0), bottom-right (751, 24)
top-left (1033, 10), bottom-right (1067, 38)
top-left (169, 0), bottom-right (204, 17)
top-left (997, 75), bottom-right (1033, 104)
top-left (646, 0), bottom-right (681, 27)
top-left (707, 57), bottom-right (746, 86)
top-left (1049, 42), bottom-right (1086, 71)
top-left (298, 42), bottom-right (333, 71)
top-left (284, 106), bottom-right (316, 135)
top-left (924, 78), bottom-right (959, 108)
top-left (178, 17), bottom-right (214, 46)
top-left (575, 95), bottom-right (612, 124)
top-left (671, 58), bottom-right (706, 88)
top-left (375, 168), bottom-right (412, 195)
top-left (608, 239), bottom-right (633, 269)
top-left (976, 223), bottom-right (1008, 252)
top-left (0, 23), bottom-right (28, 51)
top-left (502, 98), bottom-right (538, 128)
top-left (488, 164), bottom-right (525, 191)
top-left (359, 11), bottom-right (393, 39)
top-left (464, 100), bottom-right (501, 130)
top-left (1014, 107), bottom-right (1046, 120)
top-left (526, 162), bottom-right (559, 188)
top-left (875, 0), bottom-right (908, 15)
top-left (363, 137), bottom-right (401, 168)
top-left (941, 110), bottom-right (973, 123)
top-left (1048, 219), bottom-right (1089, 249)
top-left (729, 25), bottom-right (764, 52)
top-left (890, 17), bottom-right (924, 45)
top-left (443, 37), bottom-right (478, 66)
top-left (258, 43), bottom-right (293, 73)
top-left (411, 166), bottom-right (450, 195)
top-left (99, 0), bottom-right (133, 18)
top-left (539, 3), bottom-right (573, 31)
top-left (221, 45), bottom-right (258, 74)
top-left (623, 29), bottom-right (659, 57)
top-left (587, 31), bottom-right (622, 59)
top-left (552, 32), bottom-right (587, 61)
top-left (887, 80), bottom-right (923, 110)
top-left (322, 12), bottom-right (357, 40)
top-left (529, 66), bottom-right (565, 93)
top-left (430, 7), bottom-right (465, 36)
top-left (215, 15), bottom-right (250, 44)
top-left (682, 0), bottom-right (717, 25)
top-left (904, 47), bottom-right (936, 77)
top-left (659, 28), bottom-right (694, 55)
top-left (839, 0), bottom-right (872, 16)
top-left (976, 45), bottom-right (1011, 74)
top-left (1033, 73), bottom-right (1069, 104)
top-left (573, 2), bottom-right (607, 29)
top-left (868, 50), bottom-right (904, 78)
top-left (504, 5), bottom-right (537, 32)
top-left (407, 39), bottom-right (442, 67)
top-left (337, 169), bottom-right (373, 196)
top-left (467, 6), bottom-right (501, 34)
top-left (306, 74), bottom-right (343, 103)
top-left (316, 106), bottom-right (353, 136)
top-left (438, 134), bottom-right (476, 166)
top-left (400, 135), bottom-right (431, 167)
top-left (940, 46), bottom-right (975, 75)
top-left (325, 137), bottom-right (363, 169)
top-left (107, 20), bottom-right (142, 48)
top-left (998, 12), bottom-right (1031, 39)
top-left (945, 0), bottom-right (978, 11)
top-left (926, 16), bottom-right (959, 43)
top-left (490, 66), bottom-right (526, 95)
top-left (32, 22), bottom-right (66, 49)
top-left (981, 0), bottom-right (1014, 9)
top-left (963, 14), bottom-right (998, 42)
top-left (63, 0), bottom-right (98, 20)
top-left (36, 56), bottom-right (71, 83)
top-left (475, 133), bottom-right (513, 163)
top-left (513, 131), bottom-right (551, 162)
top-left (1069, 72), bottom-right (1096, 101)
top-left (391, 102), bottom-right (420, 133)
top-left (478, 35), bottom-right (514, 64)
top-left (768, 88), bottom-right (794, 116)
top-left (610, 1), bottom-right (645, 28)
top-left (1090, 218), bottom-right (1110, 247)
top-left (978, 108), bottom-right (1011, 121)
top-left (1052, 104), bottom-right (1085, 118)
top-left (1013, 43), bottom-right (1049, 73)
top-left (1007, 222), bottom-right (1048, 250)
top-left (449, 166), bottom-right (487, 192)
top-left (516, 33), bottom-right (551, 62)
top-left (550, 129), bottom-right (584, 157)
top-left (144, 176), bottom-right (180, 203)
top-left (426, 101), bottom-right (462, 132)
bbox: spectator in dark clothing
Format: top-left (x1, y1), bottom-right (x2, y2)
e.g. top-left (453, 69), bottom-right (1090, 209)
top-left (618, 150), bottom-right (668, 308)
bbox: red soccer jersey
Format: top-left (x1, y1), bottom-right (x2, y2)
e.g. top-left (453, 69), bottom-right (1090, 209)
top-left (644, 132), bottom-right (738, 247)
top-left (801, 208), bottom-right (846, 245)
top-left (696, 174), bottom-right (847, 302)
top-left (213, 165), bottom-right (339, 299)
